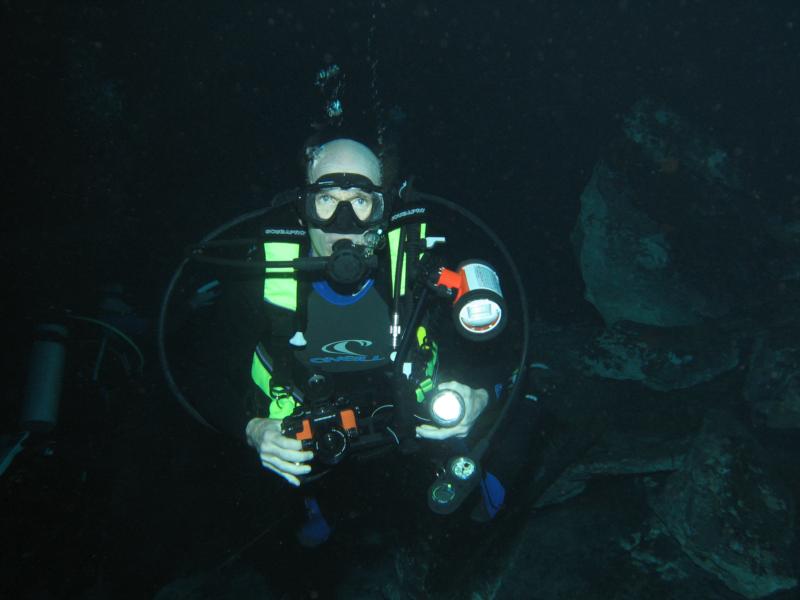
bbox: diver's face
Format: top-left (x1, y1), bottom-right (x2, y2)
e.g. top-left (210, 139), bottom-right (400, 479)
top-left (305, 187), bottom-right (372, 257)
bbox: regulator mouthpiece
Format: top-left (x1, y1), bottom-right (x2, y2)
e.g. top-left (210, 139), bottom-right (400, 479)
top-left (326, 239), bottom-right (376, 286)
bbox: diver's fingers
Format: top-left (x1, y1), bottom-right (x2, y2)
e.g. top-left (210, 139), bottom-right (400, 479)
top-left (276, 446), bottom-right (314, 464)
top-left (416, 423), bottom-right (469, 440)
top-left (271, 433), bottom-right (306, 452)
top-left (262, 462), bottom-right (301, 487)
top-left (261, 453), bottom-right (312, 475)
top-left (261, 455), bottom-right (311, 481)
top-left (436, 380), bottom-right (466, 392)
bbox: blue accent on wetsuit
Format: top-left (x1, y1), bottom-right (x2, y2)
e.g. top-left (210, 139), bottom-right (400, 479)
top-left (312, 278), bottom-right (375, 306)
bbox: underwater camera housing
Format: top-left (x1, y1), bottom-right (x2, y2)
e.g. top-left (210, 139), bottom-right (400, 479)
top-left (281, 400), bottom-right (361, 466)
top-left (280, 374), bottom-right (360, 466)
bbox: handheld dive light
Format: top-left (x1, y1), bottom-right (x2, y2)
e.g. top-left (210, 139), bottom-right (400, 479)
top-left (429, 389), bottom-right (465, 427)
top-left (435, 260), bottom-right (507, 341)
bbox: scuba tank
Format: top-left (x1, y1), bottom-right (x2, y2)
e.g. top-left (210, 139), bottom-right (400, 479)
top-left (19, 323), bottom-right (69, 433)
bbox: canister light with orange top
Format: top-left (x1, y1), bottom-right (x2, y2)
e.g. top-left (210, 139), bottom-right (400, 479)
top-left (434, 260), bottom-right (508, 341)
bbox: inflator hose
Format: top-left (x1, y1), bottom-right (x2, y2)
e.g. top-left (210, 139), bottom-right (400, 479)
top-left (157, 206), bottom-right (273, 431)
top-left (414, 192), bottom-right (530, 463)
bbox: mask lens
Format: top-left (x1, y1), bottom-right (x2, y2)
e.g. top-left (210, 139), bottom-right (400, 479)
top-left (309, 189), bottom-right (382, 225)
top-left (314, 193), bottom-right (339, 220)
top-left (350, 194), bottom-right (374, 221)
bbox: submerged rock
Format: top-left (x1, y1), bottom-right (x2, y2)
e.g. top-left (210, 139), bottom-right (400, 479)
top-left (617, 511), bottom-right (695, 586)
top-left (647, 411), bottom-right (797, 598)
top-left (534, 428), bottom-right (691, 509)
top-left (620, 98), bottom-right (741, 189)
top-left (572, 160), bottom-right (717, 327)
top-left (579, 320), bottom-right (741, 391)
top-left (572, 97), bottom-right (783, 328)
top-left (745, 331), bottom-right (800, 430)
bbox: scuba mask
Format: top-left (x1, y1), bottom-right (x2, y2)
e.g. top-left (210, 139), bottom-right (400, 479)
top-left (299, 173), bottom-right (388, 234)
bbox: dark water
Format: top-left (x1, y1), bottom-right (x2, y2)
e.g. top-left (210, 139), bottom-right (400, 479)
top-left (3, 2), bottom-right (799, 598)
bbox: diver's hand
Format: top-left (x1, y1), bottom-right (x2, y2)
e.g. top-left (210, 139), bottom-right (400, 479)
top-left (246, 417), bottom-right (314, 487)
top-left (416, 380), bottom-right (489, 441)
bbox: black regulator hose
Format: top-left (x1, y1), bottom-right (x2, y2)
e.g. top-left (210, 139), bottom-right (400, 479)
top-left (157, 205), bottom-right (274, 431)
top-left (415, 192), bottom-right (530, 462)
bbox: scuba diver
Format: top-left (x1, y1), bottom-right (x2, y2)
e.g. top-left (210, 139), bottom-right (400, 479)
top-left (162, 133), bottom-right (528, 547)
top-left (246, 138), bottom-right (491, 485)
